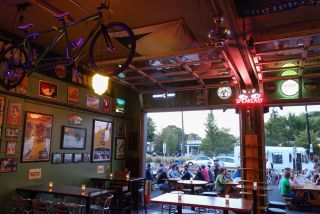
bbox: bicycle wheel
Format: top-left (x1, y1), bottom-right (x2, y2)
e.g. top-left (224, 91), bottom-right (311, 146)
top-left (0, 46), bottom-right (29, 89)
top-left (89, 22), bottom-right (136, 76)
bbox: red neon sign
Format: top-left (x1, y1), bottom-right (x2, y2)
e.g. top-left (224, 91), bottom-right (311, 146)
top-left (236, 93), bottom-right (263, 104)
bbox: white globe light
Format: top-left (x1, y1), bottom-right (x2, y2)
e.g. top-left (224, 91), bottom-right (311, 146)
top-left (281, 79), bottom-right (299, 96)
top-left (92, 73), bottom-right (109, 95)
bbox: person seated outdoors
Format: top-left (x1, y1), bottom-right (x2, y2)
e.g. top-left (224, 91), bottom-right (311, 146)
top-left (232, 167), bottom-right (241, 179)
top-left (312, 173), bottom-right (320, 184)
top-left (157, 163), bottom-right (164, 176)
top-left (200, 165), bottom-right (210, 182)
top-left (215, 168), bottom-right (229, 193)
top-left (289, 171), bottom-right (299, 186)
top-left (168, 164), bottom-right (177, 178)
top-left (181, 166), bottom-right (193, 180)
top-left (213, 163), bottom-right (220, 180)
top-left (281, 170), bottom-right (299, 205)
top-left (208, 165), bottom-right (215, 183)
top-left (303, 168), bottom-right (312, 180)
top-left (146, 163), bottom-right (153, 181)
top-left (195, 166), bottom-right (205, 181)
top-left (157, 167), bottom-right (170, 192)
top-left (174, 165), bottom-right (182, 177)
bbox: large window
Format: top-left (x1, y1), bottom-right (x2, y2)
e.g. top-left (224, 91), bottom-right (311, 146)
top-left (272, 153), bottom-right (283, 164)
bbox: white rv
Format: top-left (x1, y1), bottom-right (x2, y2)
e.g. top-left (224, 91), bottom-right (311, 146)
top-left (234, 146), bottom-right (313, 171)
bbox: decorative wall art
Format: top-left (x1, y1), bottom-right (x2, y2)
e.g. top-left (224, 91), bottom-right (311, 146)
top-left (61, 126), bottom-right (86, 149)
top-left (0, 96), bottom-right (5, 138)
top-left (115, 138), bottom-right (125, 159)
top-left (67, 86), bottom-right (79, 103)
top-left (5, 141), bottom-right (17, 156)
top-left (63, 153), bottom-right (73, 163)
top-left (92, 120), bottom-right (112, 162)
top-left (87, 94), bottom-right (100, 109)
top-left (5, 127), bottom-right (19, 138)
top-left (39, 80), bottom-right (57, 98)
top-left (0, 157), bottom-right (18, 173)
top-left (68, 115), bottom-right (82, 125)
top-left (6, 101), bottom-right (22, 125)
top-left (21, 112), bottom-right (53, 162)
top-left (82, 153), bottom-right (91, 162)
top-left (102, 97), bottom-right (111, 113)
top-left (52, 153), bottom-right (63, 164)
top-left (73, 153), bottom-right (82, 163)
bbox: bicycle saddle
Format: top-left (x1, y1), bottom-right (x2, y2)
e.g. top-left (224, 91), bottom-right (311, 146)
top-left (53, 12), bottom-right (70, 20)
top-left (17, 23), bottom-right (34, 31)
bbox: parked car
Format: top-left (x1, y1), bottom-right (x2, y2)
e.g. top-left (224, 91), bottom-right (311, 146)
top-left (215, 156), bottom-right (238, 168)
top-left (187, 156), bottom-right (213, 166)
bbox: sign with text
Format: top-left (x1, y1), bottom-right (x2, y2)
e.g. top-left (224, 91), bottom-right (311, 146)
top-left (97, 165), bottom-right (105, 174)
top-left (28, 168), bottom-right (42, 180)
top-left (236, 93), bottom-right (263, 104)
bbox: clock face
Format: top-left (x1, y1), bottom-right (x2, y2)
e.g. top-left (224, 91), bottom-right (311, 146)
top-left (217, 87), bottom-right (232, 99)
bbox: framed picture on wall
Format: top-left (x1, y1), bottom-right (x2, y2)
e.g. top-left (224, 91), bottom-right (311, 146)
top-left (5, 127), bottom-right (19, 138)
top-left (115, 138), bottom-right (125, 159)
top-left (21, 112), bottom-right (53, 162)
top-left (63, 153), bottom-right (73, 163)
top-left (87, 94), bottom-right (100, 110)
top-left (0, 96), bottom-right (5, 139)
top-left (73, 153), bottom-right (82, 163)
top-left (67, 86), bottom-right (79, 103)
top-left (52, 153), bottom-right (63, 164)
top-left (61, 126), bottom-right (86, 149)
top-left (0, 157), bottom-right (18, 173)
top-left (102, 97), bottom-right (111, 113)
top-left (92, 120), bottom-right (112, 162)
top-left (39, 80), bottom-right (57, 99)
top-left (5, 141), bottom-right (17, 156)
top-left (82, 153), bottom-right (91, 162)
top-left (6, 101), bottom-right (22, 125)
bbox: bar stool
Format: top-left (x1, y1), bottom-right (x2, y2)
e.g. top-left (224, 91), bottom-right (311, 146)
top-left (267, 207), bottom-right (286, 214)
top-left (11, 196), bottom-right (33, 214)
top-left (53, 203), bottom-right (74, 214)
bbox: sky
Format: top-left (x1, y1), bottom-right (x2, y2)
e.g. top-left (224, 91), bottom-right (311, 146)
top-left (147, 105), bottom-right (320, 139)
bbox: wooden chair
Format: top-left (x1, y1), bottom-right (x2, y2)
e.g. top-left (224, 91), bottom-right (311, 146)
top-left (53, 203), bottom-right (74, 214)
top-left (11, 196), bottom-right (33, 214)
top-left (131, 179), bottom-right (147, 214)
top-left (91, 194), bottom-right (113, 214)
top-left (31, 199), bottom-right (53, 214)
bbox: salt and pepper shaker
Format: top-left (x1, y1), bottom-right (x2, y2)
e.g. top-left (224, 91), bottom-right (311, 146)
top-left (253, 181), bottom-right (257, 190)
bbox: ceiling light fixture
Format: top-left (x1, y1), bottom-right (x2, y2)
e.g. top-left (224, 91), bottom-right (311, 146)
top-left (92, 73), bottom-right (109, 95)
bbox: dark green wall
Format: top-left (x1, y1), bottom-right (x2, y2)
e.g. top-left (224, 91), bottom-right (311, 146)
top-left (0, 73), bottom-right (141, 212)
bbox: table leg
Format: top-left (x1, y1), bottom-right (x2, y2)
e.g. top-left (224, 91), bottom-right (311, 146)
top-left (253, 189), bottom-right (257, 214)
top-left (223, 210), bottom-right (228, 214)
top-left (177, 205), bottom-right (182, 214)
top-left (191, 185), bottom-right (195, 210)
top-left (85, 198), bottom-right (90, 214)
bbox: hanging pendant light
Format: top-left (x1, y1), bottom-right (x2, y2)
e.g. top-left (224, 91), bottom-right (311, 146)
top-left (92, 73), bottom-right (109, 95)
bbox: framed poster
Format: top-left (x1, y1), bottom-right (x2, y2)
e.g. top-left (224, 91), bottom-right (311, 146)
top-left (82, 153), bottom-right (91, 162)
top-left (21, 112), bottom-right (53, 162)
top-left (39, 80), bottom-right (57, 98)
top-left (0, 157), bottom-right (18, 173)
top-left (115, 138), bottom-right (125, 159)
top-left (63, 153), bottom-right (73, 163)
top-left (0, 96), bottom-right (6, 138)
top-left (87, 94), bottom-right (100, 110)
top-left (115, 98), bottom-right (125, 113)
top-left (5, 141), bottom-right (17, 155)
top-left (52, 153), bottom-right (63, 164)
top-left (118, 119), bottom-right (126, 137)
top-left (102, 97), bottom-right (111, 113)
top-left (6, 101), bottom-right (22, 125)
top-left (73, 153), bottom-right (82, 163)
top-left (5, 127), bottom-right (19, 138)
top-left (67, 86), bottom-right (79, 103)
top-left (92, 120), bottom-right (112, 162)
top-left (28, 168), bottom-right (42, 180)
top-left (61, 126), bottom-right (86, 149)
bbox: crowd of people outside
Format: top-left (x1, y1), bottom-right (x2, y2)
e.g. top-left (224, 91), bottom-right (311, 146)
top-left (145, 161), bottom-right (241, 193)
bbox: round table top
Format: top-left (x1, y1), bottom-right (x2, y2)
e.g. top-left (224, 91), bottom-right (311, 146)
top-left (177, 180), bottom-right (208, 185)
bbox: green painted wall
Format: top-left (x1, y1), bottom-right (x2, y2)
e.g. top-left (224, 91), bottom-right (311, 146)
top-left (0, 72), bottom-right (141, 213)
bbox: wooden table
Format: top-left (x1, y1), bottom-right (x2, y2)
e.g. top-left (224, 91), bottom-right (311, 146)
top-left (295, 185), bottom-right (320, 205)
top-left (236, 185), bottom-right (273, 191)
top-left (177, 180), bottom-right (208, 194)
top-left (224, 181), bottom-right (239, 193)
top-left (16, 185), bottom-right (113, 214)
top-left (151, 193), bottom-right (253, 214)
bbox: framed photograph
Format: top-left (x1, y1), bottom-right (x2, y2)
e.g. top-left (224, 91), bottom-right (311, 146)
top-left (73, 153), bottom-right (82, 163)
top-left (67, 86), bottom-right (79, 103)
top-left (5, 141), bottom-right (17, 156)
top-left (82, 153), bottom-right (91, 162)
top-left (63, 153), bottom-right (73, 163)
top-left (6, 101), bottom-right (22, 126)
top-left (0, 96), bottom-right (5, 139)
top-left (5, 127), bottom-right (19, 138)
top-left (52, 153), bottom-right (63, 164)
top-left (118, 119), bottom-right (126, 137)
top-left (92, 120), bottom-right (112, 162)
top-left (0, 157), bottom-right (18, 173)
top-left (102, 97), bottom-right (111, 113)
top-left (61, 126), bottom-right (86, 149)
top-left (87, 94), bottom-right (100, 110)
top-left (115, 98), bottom-right (125, 113)
top-left (115, 138), bottom-right (125, 159)
top-left (21, 112), bottom-right (53, 162)
top-left (39, 80), bottom-right (57, 99)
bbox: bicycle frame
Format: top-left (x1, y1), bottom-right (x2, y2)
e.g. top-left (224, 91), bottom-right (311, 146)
top-left (25, 11), bottom-right (104, 69)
